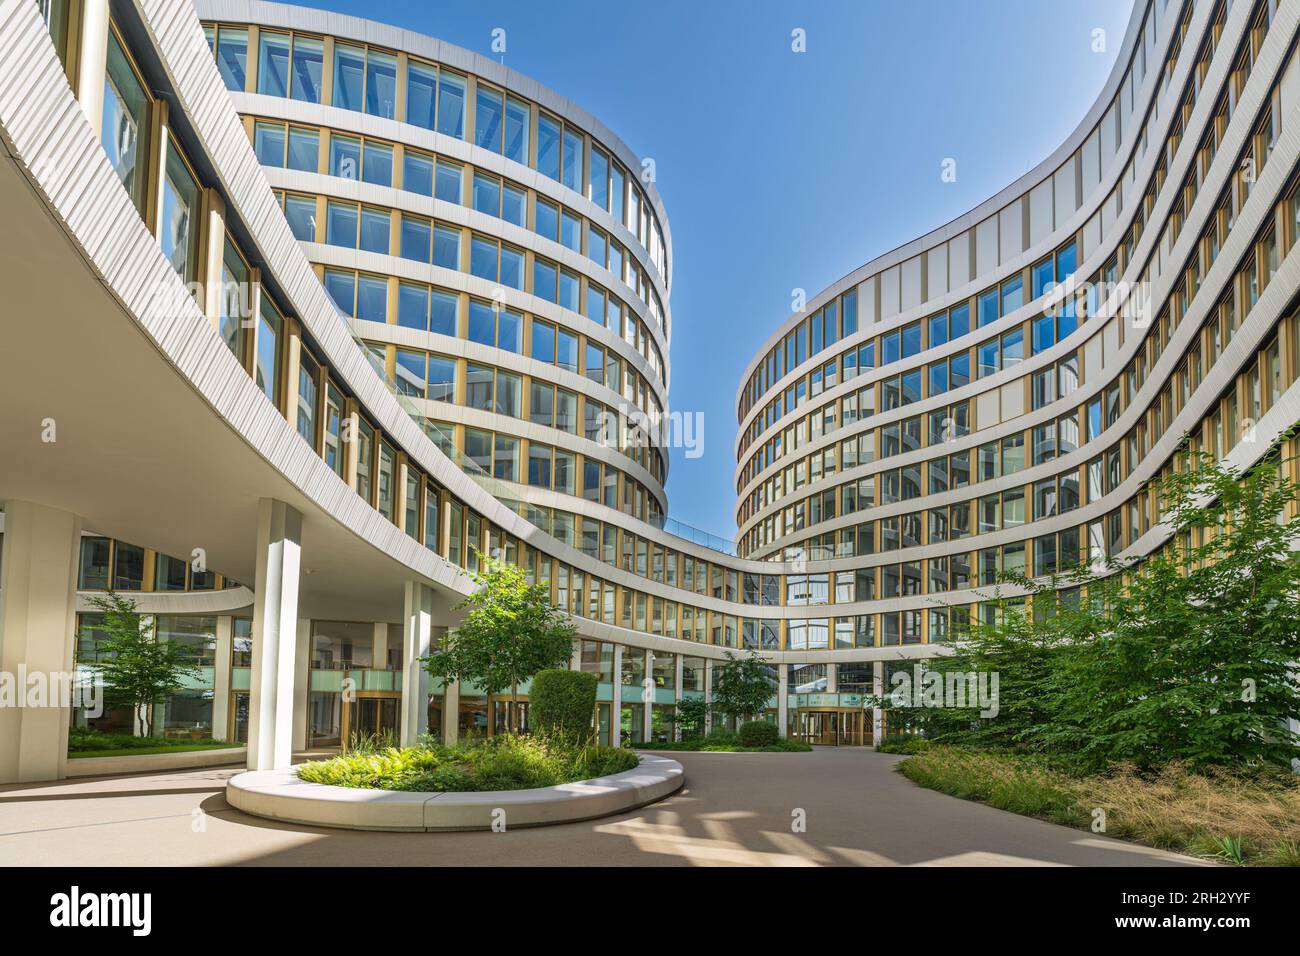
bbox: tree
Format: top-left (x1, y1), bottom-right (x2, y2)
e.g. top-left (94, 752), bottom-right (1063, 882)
top-left (1038, 451), bottom-right (1300, 772)
top-left (903, 451), bottom-right (1300, 773)
top-left (710, 651), bottom-right (775, 725)
top-left (89, 591), bottom-right (203, 738)
top-left (671, 696), bottom-right (709, 740)
top-left (424, 551), bottom-right (575, 734)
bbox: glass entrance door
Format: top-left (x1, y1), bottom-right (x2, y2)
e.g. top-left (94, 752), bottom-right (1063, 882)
top-left (347, 696), bottom-right (399, 746)
top-left (797, 709), bottom-right (870, 745)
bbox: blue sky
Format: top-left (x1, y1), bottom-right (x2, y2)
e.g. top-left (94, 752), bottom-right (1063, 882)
top-left (295, 0), bottom-right (1134, 539)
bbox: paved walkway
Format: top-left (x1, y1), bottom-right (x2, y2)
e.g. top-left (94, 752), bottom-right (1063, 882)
top-left (0, 748), bottom-right (1208, 866)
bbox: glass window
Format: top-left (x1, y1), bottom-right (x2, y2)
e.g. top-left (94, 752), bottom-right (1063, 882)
top-left (365, 50), bottom-right (397, 118)
top-left (400, 216), bottom-right (431, 262)
top-left (356, 275), bottom-right (387, 322)
top-left (290, 35), bottom-right (323, 103)
top-left (430, 289), bottom-right (457, 334)
top-left (433, 225), bottom-right (460, 269)
top-left (435, 161), bottom-right (462, 204)
top-left (283, 195), bottom-right (315, 240)
top-left (297, 351), bottom-right (318, 444)
top-left (160, 142), bottom-right (200, 283)
top-left (502, 184), bottom-right (526, 227)
top-left (403, 151), bottom-right (434, 195)
top-left (330, 134), bottom-right (361, 180)
top-left (475, 86), bottom-right (504, 152)
top-left (257, 31), bottom-right (291, 97)
top-left (561, 128), bottom-right (582, 191)
top-left (437, 70), bottom-right (466, 138)
top-left (255, 298), bottom-right (282, 404)
top-left (286, 127), bottom-right (318, 171)
top-left (504, 97), bottom-right (529, 164)
top-left (537, 114), bottom-right (561, 181)
top-left (358, 207), bottom-right (390, 254)
top-left (426, 356), bottom-right (456, 402)
top-left (589, 146), bottom-right (609, 208)
top-left (473, 173), bottom-right (500, 216)
top-left (362, 142), bottom-right (393, 186)
top-left (78, 537), bottom-right (111, 590)
top-left (253, 121), bottom-right (285, 166)
top-left (326, 201), bottom-right (358, 247)
top-left (102, 30), bottom-right (151, 214)
top-left (406, 62), bottom-right (437, 129)
top-left (215, 27), bottom-right (247, 91)
top-left (331, 43), bottom-right (365, 111)
top-left (397, 282), bottom-right (428, 331)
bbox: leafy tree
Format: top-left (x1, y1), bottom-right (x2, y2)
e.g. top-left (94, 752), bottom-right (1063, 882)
top-left (89, 592), bottom-right (203, 738)
top-left (710, 651), bottom-right (775, 725)
top-left (671, 696), bottom-right (709, 740)
top-left (424, 551), bottom-right (575, 734)
top-left (903, 596), bottom-right (1070, 751)
top-left (1039, 452), bottom-right (1300, 772)
top-left (901, 452), bottom-right (1300, 773)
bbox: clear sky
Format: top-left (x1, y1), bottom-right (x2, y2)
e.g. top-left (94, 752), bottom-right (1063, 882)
top-left (292, 0), bottom-right (1134, 540)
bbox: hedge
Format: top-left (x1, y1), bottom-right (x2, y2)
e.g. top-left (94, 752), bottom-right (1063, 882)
top-left (530, 669), bottom-right (598, 743)
top-left (738, 720), bottom-right (779, 747)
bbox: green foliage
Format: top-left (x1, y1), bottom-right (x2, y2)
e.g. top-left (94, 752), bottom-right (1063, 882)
top-left (709, 651), bottom-right (774, 724)
top-left (671, 696), bottom-right (709, 739)
top-left (424, 551), bottom-right (575, 733)
top-left (738, 720), bottom-right (779, 747)
top-left (67, 727), bottom-right (241, 755)
top-left (296, 734), bottom-right (638, 792)
top-left (530, 669), bottom-right (597, 743)
top-left (638, 727), bottom-right (811, 752)
top-left (898, 745), bottom-right (1300, 865)
top-left (87, 592), bottom-right (203, 738)
top-left (875, 735), bottom-right (930, 755)
top-left (898, 454), bottom-right (1300, 773)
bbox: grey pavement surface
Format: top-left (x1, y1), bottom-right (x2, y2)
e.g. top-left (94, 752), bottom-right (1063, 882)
top-left (0, 747), bottom-right (1210, 866)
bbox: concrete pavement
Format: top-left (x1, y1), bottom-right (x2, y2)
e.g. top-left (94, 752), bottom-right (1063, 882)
top-left (0, 748), bottom-right (1209, 866)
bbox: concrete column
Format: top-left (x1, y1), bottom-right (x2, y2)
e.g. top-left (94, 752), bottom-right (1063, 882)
top-left (442, 679), bottom-right (459, 744)
top-left (569, 641), bottom-right (582, 671)
top-left (642, 649), bottom-right (653, 742)
top-left (610, 644), bottom-right (623, 746)
top-left (211, 615), bottom-right (232, 741)
top-left (0, 501), bottom-right (81, 783)
top-left (826, 662), bottom-right (838, 693)
top-left (703, 658), bottom-right (713, 735)
top-left (872, 660), bottom-right (885, 745)
top-left (400, 581), bottom-right (432, 746)
top-left (292, 617), bottom-right (309, 750)
top-left (73, 0), bottom-right (110, 136)
top-left (777, 664), bottom-right (789, 738)
top-left (247, 499), bottom-right (302, 771)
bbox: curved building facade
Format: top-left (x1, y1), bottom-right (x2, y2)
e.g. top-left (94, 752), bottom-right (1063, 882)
top-left (0, 0), bottom-right (1297, 783)
top-left (736, 0), bottom-right (1300, 647)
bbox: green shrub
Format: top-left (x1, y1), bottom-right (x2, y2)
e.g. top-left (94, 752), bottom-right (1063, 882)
top-left (738, 720), bottom-right (779, 747)
top-left (297, 734), bottom-right (637, 792)
top-left (529, 669), bottom-right (598, 743)
top-left (876, 734), bottom-right (930, 755)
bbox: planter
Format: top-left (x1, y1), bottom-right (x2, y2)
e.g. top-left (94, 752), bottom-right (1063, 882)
top-left (226, 753), bottom-right (684, 831)
top-left (67, 746), bottom-right (248, 777)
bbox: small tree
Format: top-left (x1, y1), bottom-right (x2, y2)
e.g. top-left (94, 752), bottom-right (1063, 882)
top-left (424, 551), bottom-right (575, 734)
top-left (89, 592), bottom-right (203, 738)
top-left (710, 651), bottom-right (775, 726)
top-left (672, 696), bottom-right (709, 740)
